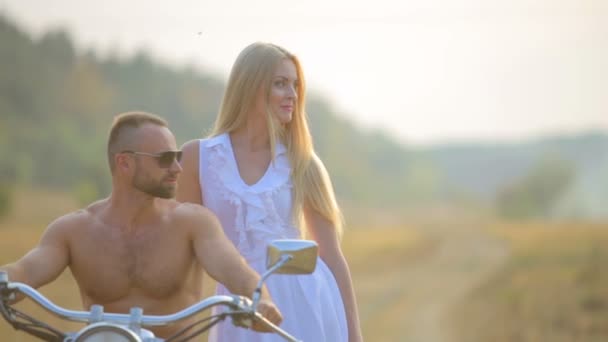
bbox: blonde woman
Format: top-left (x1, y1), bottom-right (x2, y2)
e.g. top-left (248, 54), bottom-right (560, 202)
top-left (177, 42), bottom-right (362, 342)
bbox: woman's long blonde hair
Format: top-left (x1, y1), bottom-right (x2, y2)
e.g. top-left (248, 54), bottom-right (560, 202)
top-left (211, 42), bottom-right (343, 238)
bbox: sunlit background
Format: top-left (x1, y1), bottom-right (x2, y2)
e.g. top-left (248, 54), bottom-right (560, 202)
top-left (3, 0), bottom-right (607, 144)
top-left (0, 0), bottom-right (607, 341)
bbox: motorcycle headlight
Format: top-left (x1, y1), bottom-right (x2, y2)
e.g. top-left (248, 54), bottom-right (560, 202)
top-left (73, 322), bottom-right (140, 342)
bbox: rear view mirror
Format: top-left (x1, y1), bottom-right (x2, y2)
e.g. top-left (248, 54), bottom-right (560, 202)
top-left (266, 240), bottom-right (318, 275)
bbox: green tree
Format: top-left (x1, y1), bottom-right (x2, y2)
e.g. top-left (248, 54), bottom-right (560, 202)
top-left (496, 156), bottom-right (576, 219)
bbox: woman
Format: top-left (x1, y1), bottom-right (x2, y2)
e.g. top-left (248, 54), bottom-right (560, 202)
top-left (177, 42), bottom-right (362, 342)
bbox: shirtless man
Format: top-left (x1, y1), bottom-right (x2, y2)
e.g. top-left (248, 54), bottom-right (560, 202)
top-left (0, 111), bottom-right (282, 338)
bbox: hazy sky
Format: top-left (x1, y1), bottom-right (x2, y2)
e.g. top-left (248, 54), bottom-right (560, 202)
top-left (1, 0), bottom-right (606, 145)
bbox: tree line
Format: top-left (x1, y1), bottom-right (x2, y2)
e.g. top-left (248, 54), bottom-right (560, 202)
top-left (2, 12), bottom-right (604, 222)
top-left (0, 13), bottom-right (416, 216)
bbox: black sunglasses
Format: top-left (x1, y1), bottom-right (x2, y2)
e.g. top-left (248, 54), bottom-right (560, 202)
top-left (122, 150), bottom-right (183, 168)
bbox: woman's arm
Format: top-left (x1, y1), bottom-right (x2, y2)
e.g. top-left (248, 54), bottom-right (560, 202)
top-left (304, 205), bottom-right (363, 342)
top-left (176, 139), bottom-right (203, 205)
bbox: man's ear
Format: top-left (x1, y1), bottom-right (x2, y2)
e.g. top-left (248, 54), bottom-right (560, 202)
top-left (115, 153), bottom-right (132, 172)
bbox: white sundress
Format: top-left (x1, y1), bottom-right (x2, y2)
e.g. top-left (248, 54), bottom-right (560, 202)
top-left (199, 133), bottom-right (348, 342)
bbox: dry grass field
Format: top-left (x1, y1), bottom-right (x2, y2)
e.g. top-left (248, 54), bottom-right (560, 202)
top-left (451, 222), bottom-right (608, 342)
top-left (0, 189), bottom-right (431, 341)
top-left (3, 189), bottom-right (607, 342)
top-left (342, 225), bottom-right (435, 342)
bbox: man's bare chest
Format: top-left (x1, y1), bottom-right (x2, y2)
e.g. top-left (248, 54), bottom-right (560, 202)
top-left (68, 226), bottom-right (195, 301)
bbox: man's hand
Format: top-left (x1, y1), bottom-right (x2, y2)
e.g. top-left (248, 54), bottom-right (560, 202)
top-left (251, 299), bottom-right (283, 332)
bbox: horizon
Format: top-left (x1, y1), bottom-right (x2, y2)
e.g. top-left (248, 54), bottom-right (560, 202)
top-left (1, 0), bottom-right (607, 146)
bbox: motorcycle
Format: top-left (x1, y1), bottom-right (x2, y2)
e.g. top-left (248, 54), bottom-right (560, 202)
top-left (0, 239), bottom-right (317, 342)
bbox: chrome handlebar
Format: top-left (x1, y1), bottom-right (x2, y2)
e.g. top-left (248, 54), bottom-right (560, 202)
top-left (0, 272), bottom-right (300, 342)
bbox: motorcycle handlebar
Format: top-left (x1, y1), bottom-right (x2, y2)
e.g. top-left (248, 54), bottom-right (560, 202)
top-left (250, 311), bottom-right (302, 342)
top-left (0, 272), bottom-right (301, 342)
top-left (4, 281), bottom-right (241, 326)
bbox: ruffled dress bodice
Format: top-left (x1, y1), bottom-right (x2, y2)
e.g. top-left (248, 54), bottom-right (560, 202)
top-left (198, 134), bottom-right (300, 263)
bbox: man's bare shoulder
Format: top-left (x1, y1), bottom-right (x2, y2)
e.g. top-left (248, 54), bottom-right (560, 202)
top-left (40, 210), bottom-right (90, 244)
top-left (45, 199), bottom-right (107, 234)
top-left (173, 202), bottom-right (217, 222)
top-left (172, 202), bottom-right (222, 235)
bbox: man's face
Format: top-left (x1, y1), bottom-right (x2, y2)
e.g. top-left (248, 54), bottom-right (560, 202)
top-left (132, 161), bottom-right (179, 199)
top-left (129, 125), bottom-right (182, 199)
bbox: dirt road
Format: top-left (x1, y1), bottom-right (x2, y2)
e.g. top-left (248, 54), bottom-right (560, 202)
top-left (356, 221), bottom-right (509, 342)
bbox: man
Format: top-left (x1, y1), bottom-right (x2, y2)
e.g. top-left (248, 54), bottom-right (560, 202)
top-left (0, 111), bottom-right (282, 338)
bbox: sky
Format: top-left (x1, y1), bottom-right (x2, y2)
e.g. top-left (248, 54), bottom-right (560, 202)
top-left (1, 0), bottom-right (607, 145)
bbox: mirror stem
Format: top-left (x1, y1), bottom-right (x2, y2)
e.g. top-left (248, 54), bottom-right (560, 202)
top-left (251, 254), bottom-right (293, 311)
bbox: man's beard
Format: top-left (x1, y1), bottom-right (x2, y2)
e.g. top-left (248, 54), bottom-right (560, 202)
top-left (132, 172), bottom-right (176, 199)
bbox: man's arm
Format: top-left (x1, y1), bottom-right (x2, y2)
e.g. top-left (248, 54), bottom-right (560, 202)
top-left (186, 204), bottom-right (264, 296)
top-left (0, 215), bottom-right (71, 290)
top-left (180, 204), bottom-right (282, 330)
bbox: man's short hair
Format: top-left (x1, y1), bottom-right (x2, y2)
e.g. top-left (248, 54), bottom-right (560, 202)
top-left (107, 111), bottom-right (168, 172)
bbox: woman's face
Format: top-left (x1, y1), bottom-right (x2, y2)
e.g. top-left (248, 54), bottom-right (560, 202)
top-left (266, 58), bottom-right (299, 125)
